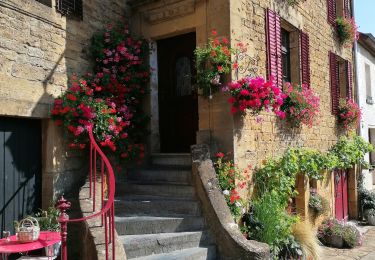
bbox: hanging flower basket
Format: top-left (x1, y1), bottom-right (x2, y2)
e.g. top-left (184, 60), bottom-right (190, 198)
top-left (195, 30), bottom-right (239, 97)
top-left (337, 98), bottom-right (361, 130)
top-left (336, 17), bottom-right (359, 47)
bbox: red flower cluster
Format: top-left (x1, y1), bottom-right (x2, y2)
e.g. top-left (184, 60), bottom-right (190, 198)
top-left (281, 83), bottom-right (320, 128)
top-left (51, 22), bottom-right (150, 164)
top-left (226, 77), bottom-right (287, 118)
top-left (338, 98), bottom-right (361, 130)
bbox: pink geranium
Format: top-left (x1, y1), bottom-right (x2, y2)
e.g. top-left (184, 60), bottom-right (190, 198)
top-left (337, 98), bottom-right (361, 130)
top-left (225, 76), bottom-right (287, 118)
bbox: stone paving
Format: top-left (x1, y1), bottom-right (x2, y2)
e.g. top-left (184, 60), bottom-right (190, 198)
top-left (321, 225), bottom-right (375, 259)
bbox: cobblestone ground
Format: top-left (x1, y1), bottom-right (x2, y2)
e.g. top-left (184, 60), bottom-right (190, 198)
top-left (321, 226), bottom-right (375, 259)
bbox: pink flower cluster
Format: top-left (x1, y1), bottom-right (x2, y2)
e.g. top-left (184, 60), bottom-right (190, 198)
top-left (338, 98), bottom-right (361, 130)
top-left (281, 83), bottom-right (320, 128)
top-left (227, 77), bottom-right (287, 118)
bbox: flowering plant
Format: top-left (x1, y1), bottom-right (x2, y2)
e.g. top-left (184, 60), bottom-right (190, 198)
top-left (195, 30), bottom-right (241, 97)
top-left (51, 22), bottom-right (149, 164)
top-left (280, 83), bottom-right (320, 128)
top-left (336, 17), bottom-right (359, 46)
top-left (337, 98), bottom-right (361, 130)
top-left (214, 152), bottom-right (250, 221)
top-left (226, 76), bottom-right (287, 117)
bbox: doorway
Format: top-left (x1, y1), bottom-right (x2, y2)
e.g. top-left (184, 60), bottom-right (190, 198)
top-left (0, 117), bottom-right (42, 237)
top-left (157, 32), bottom-right (198, 153)
top-left (335, 169), bottom-right (349, 221)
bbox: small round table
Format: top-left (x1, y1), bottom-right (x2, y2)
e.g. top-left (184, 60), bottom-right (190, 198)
top-left (0, 232), bottom-right (61, 260)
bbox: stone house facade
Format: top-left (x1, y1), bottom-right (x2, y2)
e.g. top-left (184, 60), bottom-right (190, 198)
top-left (357, 32), bottom-right (375, 190)
top-left (128, 0), bottom-right (356, 221)
top-left (0, 0), bottom-right (358, 238)
top-left (0, 0), bottom-right (127, 235)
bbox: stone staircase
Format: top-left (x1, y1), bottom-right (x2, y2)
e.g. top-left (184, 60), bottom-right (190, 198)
top-left (115, 153), bottom-right (217, 259)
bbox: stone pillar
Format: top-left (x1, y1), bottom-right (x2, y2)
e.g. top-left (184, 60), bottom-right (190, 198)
top-left (295, 174), bottom-right (310, 219)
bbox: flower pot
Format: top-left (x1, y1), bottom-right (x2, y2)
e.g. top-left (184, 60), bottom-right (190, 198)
top-left (329, 234), bottom-right (344, 248)
top-left (368, 215), bottom-right (375, 226)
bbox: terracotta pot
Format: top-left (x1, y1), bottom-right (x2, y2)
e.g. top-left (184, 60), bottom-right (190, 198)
top-left (329, 234), bottom-right (344, 248)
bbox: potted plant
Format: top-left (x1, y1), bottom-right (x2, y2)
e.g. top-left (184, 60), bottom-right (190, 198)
top-left (195, 30), bottom-right (238, 97)
top-left (337, 98), bottom-right (361, 130)
top-left (280, 83), bottom-right (320, 128)
top-left (225, 76), bottom-right (287, 117)
top-left (365, 209), bottom-right (375, 225)
top-left (336, 17), bottom-right (359, 46)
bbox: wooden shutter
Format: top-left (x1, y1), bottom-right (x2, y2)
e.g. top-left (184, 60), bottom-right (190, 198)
top-left (344, 0), bottom-right (351, 18)
top-left (35, 0), bottom-right (52, 7)
top-left (345, 60), bottom-right (353, 100)
top-left (266, 8), bottom-right (282, 88)
top-left (327, 0), bottom-right (336, 25)
top-left (56, 0), bottom-right (83, 19)
top-left (329, 52), bottom-right (340, 114)
top-left (300, 31), bottom-right (310, 87)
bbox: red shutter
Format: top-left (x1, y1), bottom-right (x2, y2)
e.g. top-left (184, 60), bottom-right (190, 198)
top-left (327, 0), bottom-right (336, 25)
top-left (329, 52), bottom-right (339, 114)
top-left (300, 31), bottom-right (310, 87)
top-left (266, 8), bottom-right (282, 88)
top-left (344, 0), bottom-right (351, 18)
top-left (345, 60), bottom-right (353, 100)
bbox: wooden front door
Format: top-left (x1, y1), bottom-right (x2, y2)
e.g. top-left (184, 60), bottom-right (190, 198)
top-left (335, 169), bottom-right (349, 221)
top-left (157, 32), bottom-right (198, 153)
top-left (0, 117), bottom-right (42, 237)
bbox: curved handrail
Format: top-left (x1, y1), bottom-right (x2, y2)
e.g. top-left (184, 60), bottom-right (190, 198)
top-left (64, 125), bottom-right (115, 223)
top-left (56, 124), bottom-right (116, 260)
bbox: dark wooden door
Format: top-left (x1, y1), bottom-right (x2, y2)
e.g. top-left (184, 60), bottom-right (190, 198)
top-left (157, 32), bottom-right (198, 153)
top-left (0, 117), bottom-right (42, 237)
top-left (335, 169), bottom-right (348, 221)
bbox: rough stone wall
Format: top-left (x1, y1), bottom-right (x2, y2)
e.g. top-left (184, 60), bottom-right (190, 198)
top-left (0, 0), bottom-right (127, 206)
top-left (229, 0), bottom-right (353, 168)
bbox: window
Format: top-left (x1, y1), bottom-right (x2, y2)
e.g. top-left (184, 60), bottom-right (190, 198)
top-left (327, 0), bottom-right (352, 25)
top-left (266, 9), bottom-right (310, 88)
top-left (56, 0), bottom-right (83, 19)
top-left (365, 64), bottom-right (373, 104)
top-left (281, 29), bottom-right (291, 84)
top-left (35, 0), bottom-right (52, 7)
top-left (329, 52), bottom-right (353, 114)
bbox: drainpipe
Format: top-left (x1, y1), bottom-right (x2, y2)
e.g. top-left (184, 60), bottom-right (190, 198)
top-left (352, 0), bottom-right (365, 219)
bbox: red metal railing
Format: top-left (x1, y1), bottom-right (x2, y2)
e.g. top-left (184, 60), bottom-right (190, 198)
top-left (56, 125), bottom-right (116, 260)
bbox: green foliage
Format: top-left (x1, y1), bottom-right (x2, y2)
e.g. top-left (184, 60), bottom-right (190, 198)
top-left (329, 135), bottom-right (374, 170)
top-left (309, 194), bottom-right (324, 214)
top-left (318, 219), bottom-right (362, 248)
top-left (243, 192), bottom-right (301, 259)
top-left (254, 135), bottom-right (374, 207)
top-left (336, 17), bottom-right (358, 46)
top-left (214, 153), bottom-right (249, 221)
top-left (34, 206), bottom-right (60, 232)
top-left (286, 0), bottom-right (305, 6)
top-left (195, 31), bottom-right (238, 97)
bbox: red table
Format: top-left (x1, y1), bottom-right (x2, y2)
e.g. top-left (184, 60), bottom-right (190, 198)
top-left (0, 232), bottom-right (61, 260)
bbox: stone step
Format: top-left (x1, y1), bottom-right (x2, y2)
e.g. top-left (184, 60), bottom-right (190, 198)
top-left (116, 182), bottom-right (195, 198)
top-left (114, 197), bottom-right (201, 217)
top-left (121, 231), bottom-right (214, 259)
top-left (151, 153), bottom-right (191, 167)
top-left (127, 169), bottom-right (192, 184)
top-left (115, 216), bottom-right (205, 235)
top-left (130, 246), bottom-right (217, 260)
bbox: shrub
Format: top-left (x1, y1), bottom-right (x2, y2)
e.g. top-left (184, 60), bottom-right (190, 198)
top-left (309, 193), bottom-right (323, 213)
top-left (359, 189), bottom-right (375, 211)
top-left (281, 83), bottom-right (320, 128)
top-left (242, 192), bottom-right (301, 259)
top-left (51, 22), bottom-right (149, 164)
top-left (292, 221), bottom-right (320, 260)
top-left (336, 17), bottom-right (359, 46)
top-left (337, 98), bottom-right (361, 130)
top-left (226, 76), bottom-right (287, 117)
